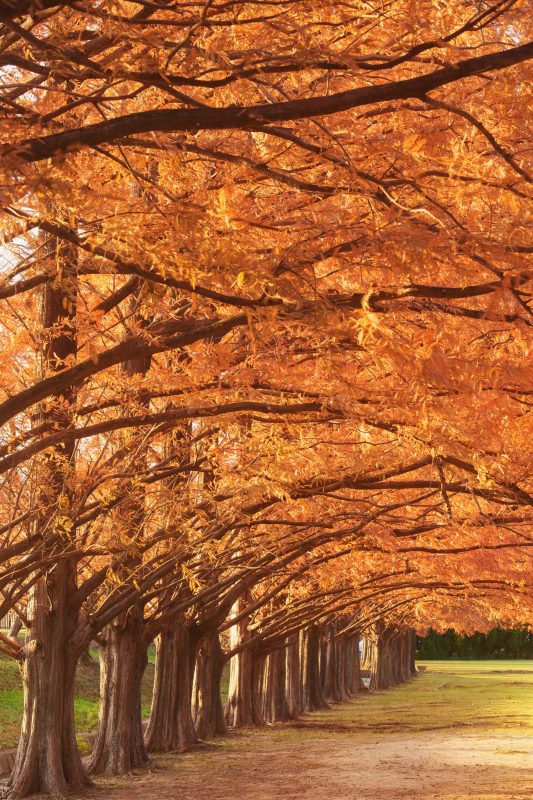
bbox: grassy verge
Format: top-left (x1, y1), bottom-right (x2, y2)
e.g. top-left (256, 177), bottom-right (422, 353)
top-left (2, 654), bottom-right (529, 751)
top-left (0, 645), bottom-right (156, 750)
top-left (0, 643), bottom-right (230, 751)
top-left (299, 660), bottom-right (533, 739)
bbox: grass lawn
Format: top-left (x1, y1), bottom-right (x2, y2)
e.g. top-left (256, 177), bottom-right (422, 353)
top-left (1, 654), bottom-right (530, 752)
top-left (0, 642), bottom-right (230, 751)
top-left (305, 660), bottom-right (533, 737)
top-left (0, 644), bottom-right (156, 751)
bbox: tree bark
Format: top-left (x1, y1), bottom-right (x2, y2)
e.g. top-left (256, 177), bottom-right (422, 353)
top-left (7, 569), bottom-right (89, 797)
top-left (225, 593), bottom-right (265, 728)
top-left (192, 629), bottom-right (227, 739)
top-left (8, 616), bottom-right (22, 640)
top-left (262, 643), bottom-right (291, 723)
top-left (410, 628), bottom-right (418, 676)
top-left (285, 634), bottom-right (302, 719)
top-left (322, 623), bottom-right (344, 703)
top-left (369, 624), bottom-right (398, 691)
top-left (145, 616), bottom-right (198, 753)
top-left (302, 625), bottom-right (329, 711)
top-left (6, 234), bottom-right (90, 798)
top-left (343, 633), bottom-right (361, 695)
top-left (87, 606), bottom-right (148, 775)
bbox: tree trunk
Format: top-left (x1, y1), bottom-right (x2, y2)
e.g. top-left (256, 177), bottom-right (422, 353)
top-left (145, 617), bottom-right (198, 753)
top-left (7, 567), bottom-right (90, 797)
top-left (225, 593), bottom-right (265, 728)
top-left (344, 633), bottom-right (361, 695)
top-left (361, 636), bottom-right (373, 670)
top-left (369, 624), bottom-right (397, 691)
top-left (302, 625), bottom-right (329, 711)
top-left (226, 645), bottom-right (266, 727)
top-left (410, 628), bottom-right (418, 676)
top-left (87, 606), bottom-right (148, 775)
top-left (322, 623), bottom-right (343, 703)
top-left (285, 635), bottom-right (302, 719)
top-left (193, 630), bottom-right (227, 739)
top-left (262, 644), bottom-right (291, 723)
top-left (6, 233), bottom-right (90, 798)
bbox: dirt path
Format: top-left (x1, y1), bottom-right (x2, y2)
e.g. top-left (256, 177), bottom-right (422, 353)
top-left (82, 727), bottom-right (532, 800)
top-left (27, 662), bottom-right (533, 799)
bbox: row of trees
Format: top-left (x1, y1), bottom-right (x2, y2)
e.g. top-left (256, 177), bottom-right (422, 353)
top-left (0, 1), bottom-right (531, 797)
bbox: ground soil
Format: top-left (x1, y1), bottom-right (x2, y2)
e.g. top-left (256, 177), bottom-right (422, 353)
top-left (84, 728), bottom-right (533, 800)
top-left (5, 661), bottom-right (533, 800)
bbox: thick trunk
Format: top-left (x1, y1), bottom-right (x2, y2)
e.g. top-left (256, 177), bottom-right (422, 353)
top-left (226, 647), bottom-right (254, 727)
top-left (226, 594), bottom-right (264, 728)
top-left (193, 630), bottom-right (227, 739)
top-left (335, 632), bottom-right (348, 700)
top-left (262, 644), bottom-right (291, 723)
top-left (285, 635), bottom-right (302, 719)
top-left (87, 607), bottom-right (148, 775)
top-left (226, 646), bottom-right (265, 728)
top-left (360, 636), bottom-right (373, 670)
top-left (344, 634), bottom-right (361, 695)
top-left (302, 626), bottom-right (329, 711)
top-left (145, 617), bottom-right (198, 753)
top-left (322, 624), bottom-right (343, 703)
top-left (7, 567), bottom-right (90, 798)
top-left (7, 225), bottom-right (87, 798)
top-left (391, 635), bottom-right (401, 685)
top-left (369, 624), bottom-right (397, 691)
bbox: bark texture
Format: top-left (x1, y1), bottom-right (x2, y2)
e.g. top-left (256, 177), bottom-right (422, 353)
top-left (7, 570), bottom-right (89, 797)
top-left (193, 630), bottom-right (228, 739)
top-left (302, 625), bottom-right (329, 711)
top-left (145, 617), bottom-right (198, 753)
top-left (7, 237), bottom-right (90, 798)
top-left (87, 607), bottom-right (148, 775)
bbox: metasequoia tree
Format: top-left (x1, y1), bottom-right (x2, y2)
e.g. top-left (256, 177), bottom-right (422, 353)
top-left (0, 1), bottom-right (531, 798)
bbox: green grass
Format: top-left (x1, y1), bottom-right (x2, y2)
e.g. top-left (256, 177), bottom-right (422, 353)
top-left (0, 644), bottom-right (230, 751)
top-left (299, 660), bottom-right (533, 739)
top-left (0, 646), bottom-right (156, 750)
top-left (2, 654), bottom-right (528, 752)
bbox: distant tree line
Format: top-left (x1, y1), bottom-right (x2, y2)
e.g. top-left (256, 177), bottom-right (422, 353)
top-left (417, 628), bottom-right (533, 659)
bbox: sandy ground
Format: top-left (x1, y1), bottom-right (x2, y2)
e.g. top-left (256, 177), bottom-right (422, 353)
top-left (76, 724), bottom-right (533, 800)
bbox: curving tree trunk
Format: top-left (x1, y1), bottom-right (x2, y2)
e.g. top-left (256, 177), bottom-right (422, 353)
top-left (145, 616), bottom-right (198, 753)
top-left (87, 605), bottom-right (148, 775)
top-left (8, 616), bottom-right (22, 640)
top-left (193, 629), bottom-right (228, 739)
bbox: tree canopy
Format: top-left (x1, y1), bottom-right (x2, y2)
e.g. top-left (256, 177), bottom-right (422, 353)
top-left (0, 1), bottom-right (531, 796)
